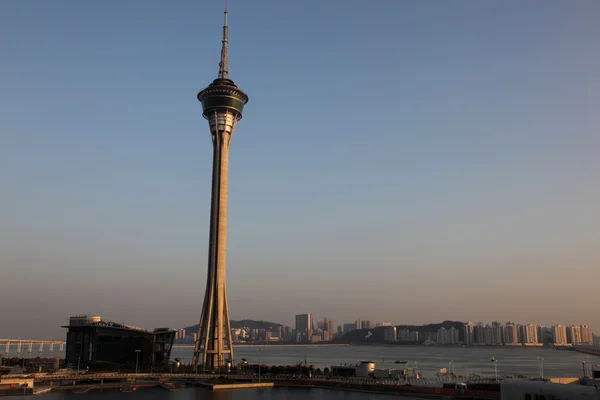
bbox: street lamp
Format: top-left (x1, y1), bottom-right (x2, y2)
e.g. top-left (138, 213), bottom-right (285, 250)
top-left (258, 348), bottom-right (263, 383)
top-left (415, 361), bottom-right (419, 380)
top-left (537, 357), bottom-right (544, 379)
top-left (491, 357), bottom-right (498, 381)
top-left (134, 349), bottom-right (141, 374)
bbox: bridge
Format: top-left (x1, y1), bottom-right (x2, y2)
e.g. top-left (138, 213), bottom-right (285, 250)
top-left (0, 340), bottom-right (193, 356)
top-left (0, 339), bottom-right (66, 355)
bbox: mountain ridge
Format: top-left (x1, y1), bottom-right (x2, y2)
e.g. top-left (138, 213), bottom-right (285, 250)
top-left (184, 319), bottom-right (283, 333)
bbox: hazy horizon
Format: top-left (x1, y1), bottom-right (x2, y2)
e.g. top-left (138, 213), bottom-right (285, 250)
top-left (1, 0), bottom-right (599, 340)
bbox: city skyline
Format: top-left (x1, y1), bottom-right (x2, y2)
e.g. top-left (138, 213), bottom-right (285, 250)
top-left (3, 312), bottom-right (598, 342)
top-left (173, 317), bottom-right (597, 347)
top-left (2, 0), bottom-right (600, 339)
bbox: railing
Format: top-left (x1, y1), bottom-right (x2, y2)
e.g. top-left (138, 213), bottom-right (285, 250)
top-left (0, 339), bottom-right (66, 355)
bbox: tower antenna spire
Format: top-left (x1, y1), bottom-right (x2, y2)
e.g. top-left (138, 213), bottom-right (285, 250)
top-left (218, 0), bottom-right (229, 79)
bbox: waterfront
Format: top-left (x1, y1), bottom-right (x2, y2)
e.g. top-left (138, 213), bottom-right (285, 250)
top-left (173, 345), bottom-right (596, 377)
top-left (8, 344), bottom-right (598, 378)
top-left (10, 387), bottom-right (422, 399)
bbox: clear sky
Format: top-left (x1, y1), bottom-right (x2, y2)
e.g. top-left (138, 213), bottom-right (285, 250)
top-left (1, 0), bottom-right (599, 339)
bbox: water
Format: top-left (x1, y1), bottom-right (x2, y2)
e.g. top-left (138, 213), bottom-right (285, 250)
top-left (11, 387), bottom-right (420, 399)
top-left (5, 344), bottom-right (598, 378)
top-left (170, 345), bottom-right (597, 378)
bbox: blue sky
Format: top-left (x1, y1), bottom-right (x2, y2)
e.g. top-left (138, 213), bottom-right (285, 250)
top-left (1, 0), bottom-right (599, 338)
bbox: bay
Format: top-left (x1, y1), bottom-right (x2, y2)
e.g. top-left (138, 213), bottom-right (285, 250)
top-left (170, 345), bottom-right (597, 378)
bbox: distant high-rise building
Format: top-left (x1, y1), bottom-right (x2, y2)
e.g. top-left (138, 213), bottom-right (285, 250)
top-left (567, 325), bottom-right (583, 344)
top-left (361, 320), bottom-right (372, 330)
top-left (436, 327), bottom-right (447, 344)
top-left (343, 323), bottom-right (356, 334)
top-left (283, 326), bottom-right (293, 342)
top-left (464, 322), bottom-right (475, 346)
top-left (295, 314), bottom-right (312, 343)
top-left (552, 325), bottom-right (568, 345)
top-left (537, 325), bottom-right (551, 345)
top-left (450, 327), bottom-right (460, 344)
top-left (523, 324), bottom-right (539, 344)
top-left (491, 322), bottom-right (504, 344)
top-left (581, 325), bottom-right (594, 345)
top-left (517, 325), bottom-right (525, 343)
top-left (327, 319), bottom-right (333, 336)
top-left (383, 326), bottom-right (397, 342)
top-left (484, 325), bottom-right (494, 345)
top-left (472, 323), bottom-right (503, 345)
top-left (503, 324), bottom-right (519, 344)
top-left (436, 327), bottom-right (459, 345)
top-left (473, 323), bottom-right (484, 345)
top-left (397, 329), bottom-right (419, 343)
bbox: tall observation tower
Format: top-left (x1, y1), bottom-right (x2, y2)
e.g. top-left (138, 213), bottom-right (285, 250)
top-left (192, 2), bottom-right (248, 371)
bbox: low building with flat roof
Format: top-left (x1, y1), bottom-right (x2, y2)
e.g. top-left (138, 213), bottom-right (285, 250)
top-left (62, 315), bottom-right (175, 371)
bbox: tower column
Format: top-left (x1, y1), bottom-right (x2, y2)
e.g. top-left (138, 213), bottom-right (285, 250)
top-left (193, 112), bottom-right (239, 370)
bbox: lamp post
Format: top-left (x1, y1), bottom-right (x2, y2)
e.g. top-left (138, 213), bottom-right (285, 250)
top-left (135, 349), bottom-right (141, 374)
top-left (415, 361), bottom-right (419, 380)
top-left (587, 355), bottom-right (591, 377)
top-left (537, 357), bottom-right (544, 379)
top-left (491, 357), bottom-right (498, 381)
top-left (258, 348), bottom-right (263, 383)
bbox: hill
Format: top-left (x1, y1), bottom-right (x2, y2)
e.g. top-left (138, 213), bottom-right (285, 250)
top-left (332, 320), bottom-right (465, 344)
top-left (184, 319), bottom-right (282, 333)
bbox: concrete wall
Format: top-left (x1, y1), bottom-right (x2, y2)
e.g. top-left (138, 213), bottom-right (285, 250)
top-left (0, 377), bottom-right (34, 388)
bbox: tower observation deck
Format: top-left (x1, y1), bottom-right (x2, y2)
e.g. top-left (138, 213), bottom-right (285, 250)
top-left (192, 1), bottom-right (248, 371)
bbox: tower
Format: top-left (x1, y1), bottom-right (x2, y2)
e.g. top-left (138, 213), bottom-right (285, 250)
top-left (192, 1), bottom-right (248, 370)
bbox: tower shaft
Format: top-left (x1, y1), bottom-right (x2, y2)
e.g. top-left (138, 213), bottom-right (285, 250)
top-left (194, 111), bottom-right (237, 370)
